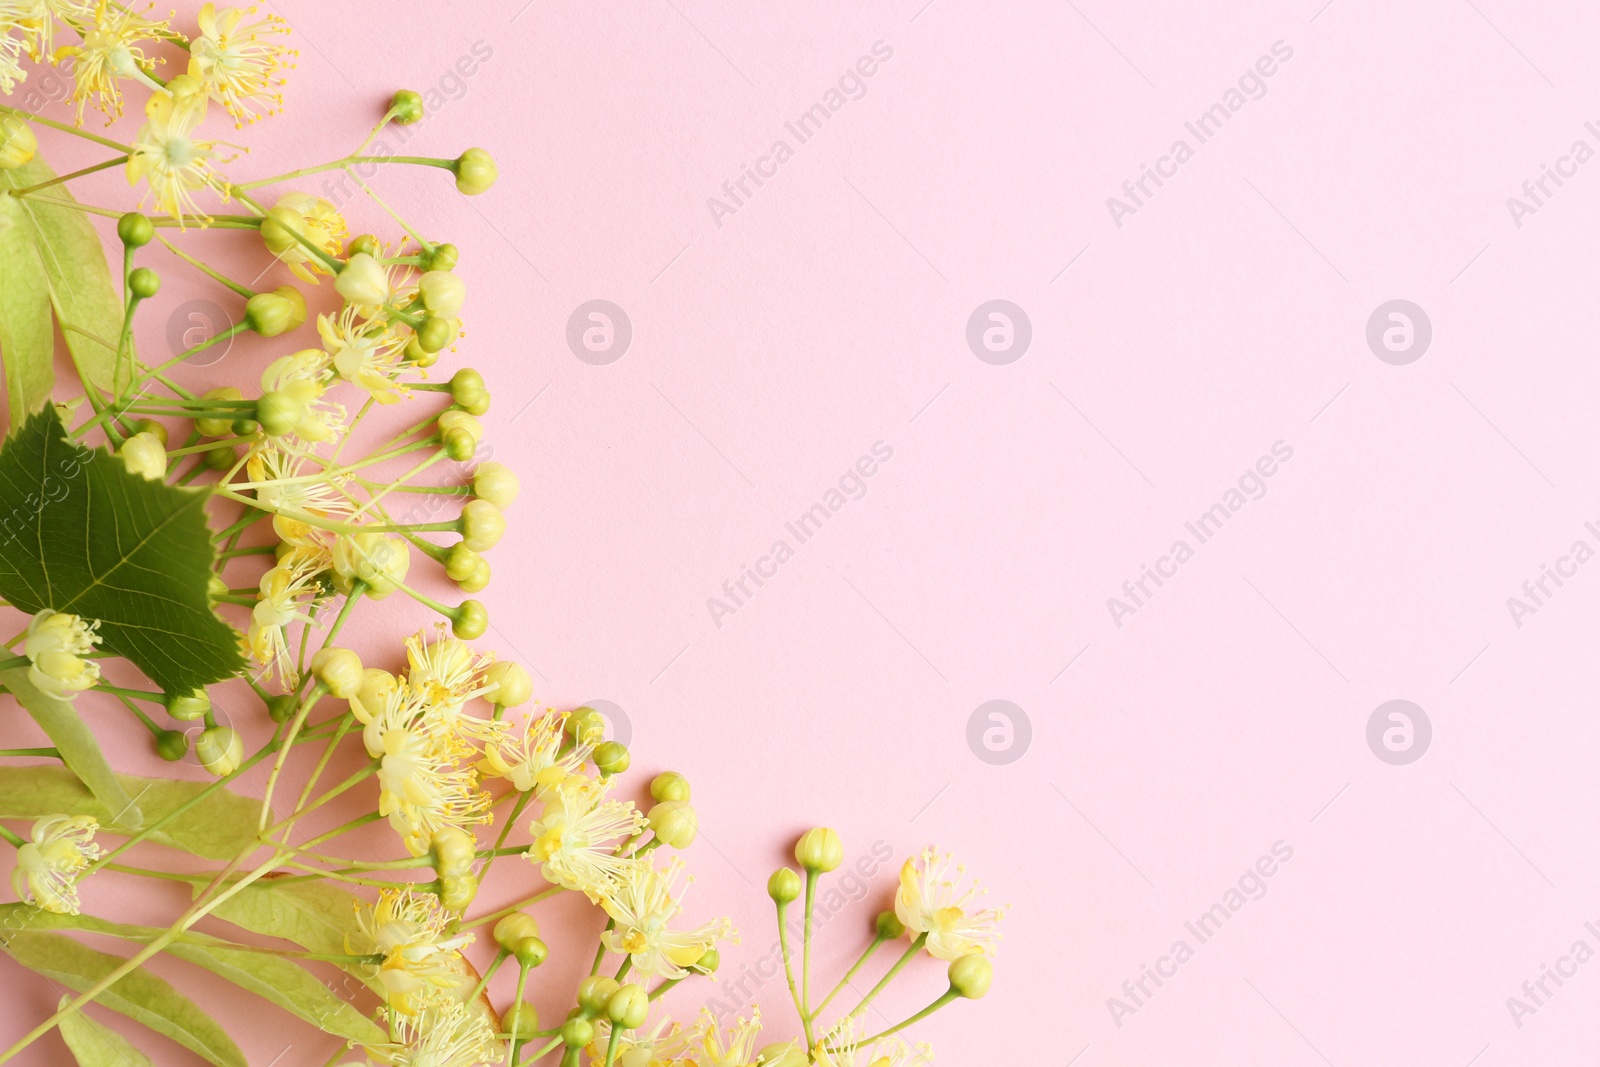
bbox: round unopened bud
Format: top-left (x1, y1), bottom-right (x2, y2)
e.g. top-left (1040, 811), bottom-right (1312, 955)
top-left (232, 417), bottom-right (259, 436)
top-left (875, 910), bottom-right (906, 941)
top-left (453, 147), bottom-right (498, 195)
top-left (335, 252), bottom-right (390, 307)
top-left (266, 694), bottom-right (297, 722)
top-left (196, 726), bottom-right (244, 777)
top-left (512, 934), bottom-right (547, 969)
top-left (560, 1017), bottom-right (593, 1049)
top-left (165, 687), bottom-right (210, 721)
top-left (648, 800), bottom-right (697, 849)
top-left (443, 544), bottom-right (482, 583)
top-left (431, 824), bottom-right (475, 876)
top-left (426, 243), bottom-right (459, 271)
top-left (692, 945), bottom-right (720, 974)
top-left (459, 557), bottom-right (490, 593)
top-left (794, 828), bottom-right (843, 873)
top-left (128, 267), bottom-right (161, 300)
top-left (0, 115), bottom-right (38, 170)
top-left (348, 668), bottom-right (395, 724)
top-left (757, 1042), bottom-right (808, 1067)
top-left (650, 771), bottom-right (690, 803)
top-left (117, 211), bottom-right (153, 247)
top-left (196, 388), bottom-right (244, 437)
top-left (418, 270), bottom-right (466, 316)
top-left (310, 647), bottom-right (363, 699)
top-left (418, 314), bottom-right (456, 354)
top-left (245, 286), bottom-right (307, 337)
top-left (449, 368), bottom-right (489, 415)
top-left (439, 871), bottom-right (477, 913)
top-left (442, 427), bottom-right (476, 461)
top-left (494, 913), bottom-right (541, 952)
top-left (577, 975), bottom-right (619, 1016)
top-left (484, 661), bottom-right (532, 708)
top-left (947, 952), bottom-right (993, 999)
top-left (606, 984), bottom-right (649, 1029)
top-left (347, 233), bottom-right (380, 258)
top-left (503, 1001), bottom-right (539, 1041)
top-left (119, 432), bottom-right (166, 480)
top-left (472, 462), bottom-right (519, 509)
top-left (767, 867), bottom-right (801, 905)
top-left (404, 332), bottom-right (438, 367)
top-left (460, 499), bottom-right (505, 552)
top-left (332, 532), bottom-right (411, 599)
top-left (255, 390), bottom-right (307, 439)
top-left (566, 707), bottom-right (605, 746)
top-left (132, 418), bottom-right (167, 445)
top-left (593, 740), bottom-right (630, 777)
top-left (155, 730), bottom-right (188, 761)
top-left (389, 89), bottom-right (424, 124)
top-left (205, 444), bottom-right (238, 470)
top-left (451, 599), bottom-right (488, 640)
top-left (438, 409), bottom-right (483, 445)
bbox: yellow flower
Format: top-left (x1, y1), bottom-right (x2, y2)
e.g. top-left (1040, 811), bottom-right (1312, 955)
top-left (245, 444), bottom-right (354, 547)
top-left (693, 1009), bottom-right (763, 1067)
top-left (2, 0), bottom-right (95, 63)
top-left (893, 848), bottom-right (1004, 961)
top-left (816, 1017), bottom-right (931, 1067)
top-left (364, 683), bottom-right (491, 857)
top-left (602, 860), bottom-right (733, 980)
top-left (479, 709), bottom-right (589, 794)
top-left (402, 625), bottom-right (504, 745)
top-left (188, 3), bottom-right (294, 126)
top-left (525, 778), bottom-right (646, 901)
top-left (23, 609), bottom-right (101, 700)
top-left (590, 1015), bottom-right (700, 1067)
top-left (348, 888), bottom-right (472, 1016)
top-left (260, 191), bottom-right (344, 282)
top-left (59, 1), bottom-right (169, 125)
top-left (318, 306), bottom-right (407, 405)
top-left (386, 1000), bottom-right (501, 1067)
top-left (12, 815), bottom-right (101, 914)
top-left (259, 348), bottom-right (345, 443)
top-left (0, 21), bottom-right (28, 94)
top-left (126, 80), bottom-right (228, 226)
top-left (247, 545), bottom-right (329, 684)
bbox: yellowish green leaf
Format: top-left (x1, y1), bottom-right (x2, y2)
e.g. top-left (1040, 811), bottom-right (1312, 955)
top-left (57, 996), bottom-right (154, 1067)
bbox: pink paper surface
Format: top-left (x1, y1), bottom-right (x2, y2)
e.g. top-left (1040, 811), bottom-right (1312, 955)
top-left (5, 1), bottom-right (1600, 1064)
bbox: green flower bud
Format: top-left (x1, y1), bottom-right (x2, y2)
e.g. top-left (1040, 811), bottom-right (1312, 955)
top-left (472, 461), bottom-right (519, 509)
top-left (128, 267), bottom-right (161, 300)
top-left (155, 730), bottom-right (188, 761)
top-left (426, 242), bottom-right (459, 271)
top-left (650, 771), bottom-right (691, 803)
top-left (647, 800), bottom-right (697, 849)
top-left (245, 285), bottom-right (307, 337)
top-left (443, 544), bottom-right (482, 583)
top-left (255, 390), bottom-right (306, 438)
top-left (432, 825), bottom-right (475, 876)
top-left (512, 934), bottom-right (547, 969)
top-left (576, 975), bottom-right (619, 1016)
top-left (606, 984), bottom-right (649, 1029)
top-left (442, 427), bottom-right (477, 462)
top-left (451, 599), bottom-right (487, 640)
top-left (948, 952), bottom-right (993, 999)
top-left (335, 252), bottom-right (390, 307)
top-left (593, 740), bottom-right (630, 777)
top-left (266, 694), bottom-right (297, 722)
top-left (692, 946), bottom-right (720, 974)
top-left (119, 432), bottom-right (166, 480)
top-left (449, 368), bottom-right (489, 415)
top-left (460, 499), bottom-right (505, 552)
top-left (566, 707), bottom-right (605, 746)
top-left (418, 314), bottom-right (456, 354)
top-left (767, 867), bottom-right (801, 905)
top-left (389, 89), bottom-right (424, 125)
top-left (165, 687), bottom-right (210, 721)
top-left (757, 1042), bottom-right (807, 1067)
top-left (205, 444), bottom-right (238, 470)
top-left (310, 647), bottom-right (364, 699)
top-left (453, 147), bottom-right (498, 195)
top-left (875, 910), bottom-right (906, 940)
top-left (196, 725), bottom-right (244, 777)
top-left (440, 871), bottom-right (478, 913)
top-left (484, 660), bottom-right (532, 708)
top-left (231, 418), bottom-right (259, 436)
top-left (196, 388), bottom-right (244, 437)
top-left (794, 827), bottom-right (843, 873)
top-left (560, 1017), bottom-right (594, 1049)
top-left (418, 270), bottom-right (466, 316)
top-left (494, 913), bottom-right (540, 952)
top-left (459, 557), bottom-right (490, 593)
top-left (0, 115), bottom-right (37, 170)
top-left (131, 418), bottom-right (167, 445)
top-left (332, 532), bottom-right (411, 599)
top-left (117, 211), bottom-right (153, 248)
top-left (504, 1001), bottom-right (539, 1041)
top-left (404, 332), bottom-right (438, 367)
top-left (347, 233), bottom-right (380, 258)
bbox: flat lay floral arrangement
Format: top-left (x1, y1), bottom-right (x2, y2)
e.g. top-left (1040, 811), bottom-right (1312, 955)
top-left (0, 4), bottom-right (1004, 1066)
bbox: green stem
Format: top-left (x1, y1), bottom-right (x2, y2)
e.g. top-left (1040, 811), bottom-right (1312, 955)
top-left (847, 989), bottom-right (960, 1045)
top-left (812, 934), bottom-right (886, 1017)
top-left (845, 934), bottom-right (927, 1022)
top-left (776, 901), bottom-right (814, 1047)
top-left (6, 156), bottom-right (127, 198)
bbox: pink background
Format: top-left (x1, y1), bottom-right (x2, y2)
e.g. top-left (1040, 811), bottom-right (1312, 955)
top-left (7, 0), bottom-right (1600, 1064)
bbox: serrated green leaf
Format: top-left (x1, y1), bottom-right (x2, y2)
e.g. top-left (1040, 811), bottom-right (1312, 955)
top-left (5, 907), bottom-right (384, 1047)
top-left (57, 997), bottom-right (154, 1067)
top-left (0, 155), bottom-right (121, 396)
top-left (0, 764), bottom-right (257, 859)
top-left (0, 929), bottom-right (244, 1067)
top-left (0, 668), bottom-right (140, 829)
top-left (0, 189), bottom-right (56, 428)
top-left (0, 406), bottom-right (245, 692)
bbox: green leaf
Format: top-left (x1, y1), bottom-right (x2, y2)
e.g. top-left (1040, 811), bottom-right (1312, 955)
top-left (0, 188), bottom-right (56, 427)
top-left (5, 907), bottom-right (384, 1047)
top-left (57, 997), bottom-right (154, 1067)
top-left (0, 764), bottom-right (257, 859)
top-left (0, 929), bottom-right (244, 1067)
top-left (0, 155), bottom-right (122, 397)
top-left (205, 877), bottom-right (365, 960)
top-left (0, 406), bottom-right (245, 692)
top-left (0, 668), bottom-right (140, 829)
